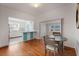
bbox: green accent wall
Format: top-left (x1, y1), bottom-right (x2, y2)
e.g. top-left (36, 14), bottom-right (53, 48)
top-left (23, 32), bottom-right (35, 41)
top-left (23, 33), bottom-right (27, 41)
top-left (30, 32), bottom-right (33, 39)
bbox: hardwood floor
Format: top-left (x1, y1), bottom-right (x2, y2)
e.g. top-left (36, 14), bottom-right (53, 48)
top-left (0, 39), bottom-right (76, 56)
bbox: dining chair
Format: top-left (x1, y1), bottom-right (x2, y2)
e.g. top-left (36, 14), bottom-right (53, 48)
top-left (44, 35), bottom-right (59, 56)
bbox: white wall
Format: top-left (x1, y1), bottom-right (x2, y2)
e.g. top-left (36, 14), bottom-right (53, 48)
top-left (0, 5), bottom-right (35, 47)
top-left (34, 4), bottom-right (79, 55)
top-left (1, 3), bottom-right (79, 55)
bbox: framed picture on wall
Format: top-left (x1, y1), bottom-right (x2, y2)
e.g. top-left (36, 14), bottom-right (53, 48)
top-left (76, 3), bottom-right (79, 29)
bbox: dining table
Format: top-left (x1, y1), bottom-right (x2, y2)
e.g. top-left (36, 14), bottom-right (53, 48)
top-left (48, 35), bottom-right (67, 55)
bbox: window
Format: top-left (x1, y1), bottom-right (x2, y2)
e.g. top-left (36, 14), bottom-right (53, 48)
top-left (9, 17), bottom-right (34, 33)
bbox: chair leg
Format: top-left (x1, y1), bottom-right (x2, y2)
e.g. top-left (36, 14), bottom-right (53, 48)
top-left (57, 48), bottom-right (59, 56)
top-left (47, 49), bottom-right (50, 56)
top-left (49, 50), bottom-right (51, 56)
top-left (62, 45), bottom-right (64, 56)
top-left (45, 49), bottom-right (47, 56)
top-left (54, 47), bottom-right (56, 56)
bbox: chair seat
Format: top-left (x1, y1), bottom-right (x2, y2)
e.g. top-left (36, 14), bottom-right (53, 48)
top-left (48, 35), bottom-right (55, 39)
top-left (46, 45), bottom-right (58, 51)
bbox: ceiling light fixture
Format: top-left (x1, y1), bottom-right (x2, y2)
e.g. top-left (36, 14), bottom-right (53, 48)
top-left (31, 3), bottom-right (41, 8)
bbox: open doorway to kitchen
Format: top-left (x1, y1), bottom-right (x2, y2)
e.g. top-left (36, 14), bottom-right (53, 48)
top-left (8, 17), bottom-right (34, 45)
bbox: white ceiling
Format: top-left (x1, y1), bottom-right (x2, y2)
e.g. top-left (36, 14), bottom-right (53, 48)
top-left (0, 3), bottom-right (67, 16)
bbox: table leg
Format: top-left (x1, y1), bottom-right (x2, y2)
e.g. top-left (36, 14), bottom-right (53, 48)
top-left (58, 41), bottom-right (64, 56)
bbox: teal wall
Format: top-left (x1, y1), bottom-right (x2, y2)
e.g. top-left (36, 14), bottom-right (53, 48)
top-left (23, 32), bottom-right (35, 41)
top-left (23, 33), bottom-right (27, 41)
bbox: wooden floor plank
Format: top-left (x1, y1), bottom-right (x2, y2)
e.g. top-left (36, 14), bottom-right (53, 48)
top-left (0, 39), bottom-right (76, 56)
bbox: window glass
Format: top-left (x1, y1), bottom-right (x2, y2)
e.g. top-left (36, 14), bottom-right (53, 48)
top-left (9, 17), bottom-right (34, 33)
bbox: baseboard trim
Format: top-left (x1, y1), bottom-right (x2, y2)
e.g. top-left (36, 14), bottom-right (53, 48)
top-left (0, 45), bottom-right (9, 48)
